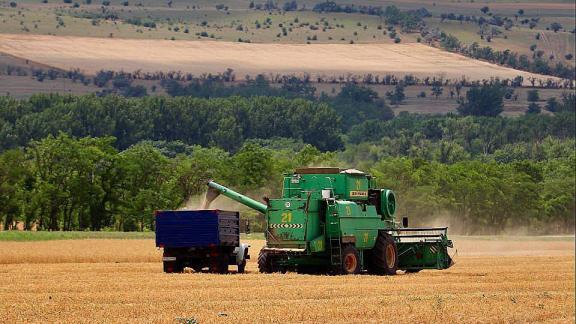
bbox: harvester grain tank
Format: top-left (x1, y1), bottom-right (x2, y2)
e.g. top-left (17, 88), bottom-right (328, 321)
top-left (205, 167), bottom-right (453, 275)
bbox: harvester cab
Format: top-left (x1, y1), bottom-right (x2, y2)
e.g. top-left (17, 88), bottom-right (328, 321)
top-left (205, 167), bottom-right (454, 275)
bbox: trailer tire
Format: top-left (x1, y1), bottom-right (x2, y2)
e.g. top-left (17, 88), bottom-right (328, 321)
top-left (192, 265), bottom-right (204, 273)
top-left (367, 232), bottom-right (398, 275)
top-left (175, 261), bottom-right (185, 273)
top-left (258, 250), bottom-right (272, 273)
top-left (163, 261), bottom-right (175, 273)
top-left (238, 259), bottom-right (246, 273)
top-left (341, 245), bottom-right (361, 275)
top-left (210, 254), bottom-right (228, 274)
top-left (163, 260), bottom-right (184, 273)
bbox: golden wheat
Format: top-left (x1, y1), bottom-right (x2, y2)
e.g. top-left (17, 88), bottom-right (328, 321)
top-left (0, 34), bottom-right (556, 84)
top-left (0, 238), bottom-right (573, 323)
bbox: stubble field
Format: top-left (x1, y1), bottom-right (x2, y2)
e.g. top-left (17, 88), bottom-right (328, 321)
top-left (0, 237), bottom-right (574, 323)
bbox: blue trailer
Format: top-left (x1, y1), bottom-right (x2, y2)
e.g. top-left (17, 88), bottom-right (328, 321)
top-left (155, 209), bottom-right (250, 274)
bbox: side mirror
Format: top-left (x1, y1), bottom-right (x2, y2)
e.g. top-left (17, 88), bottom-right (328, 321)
top-left (245, 220), bottom-right (251, 234)
top-left (402, 217), bottom-right (409, 228)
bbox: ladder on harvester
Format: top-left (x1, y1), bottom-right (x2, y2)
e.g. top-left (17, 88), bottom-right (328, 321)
top-left (329, 236), bottom-right (342, 268)
top-left (326, 196), bottom-right (341, 270)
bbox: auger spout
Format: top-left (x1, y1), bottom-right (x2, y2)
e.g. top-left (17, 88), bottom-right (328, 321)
top-left (204, 180), bottom-right (268, 214)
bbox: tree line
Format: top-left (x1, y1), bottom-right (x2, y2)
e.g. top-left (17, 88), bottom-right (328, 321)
top-left (0, 94), bottom-right (342, 152)
top-left (0, 134), bottom-right (323, 231)
top-left (439, 33), bottom-right (575, 80)
top-left (1, 90), bottom-right (574, 233)
top-left (0, 132), bottom-right (573, 234)
top-left (2, 85), bottom-right (574, 154)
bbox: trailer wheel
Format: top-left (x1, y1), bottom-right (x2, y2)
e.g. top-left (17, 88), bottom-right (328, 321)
top-left (192, 265), bottom-right (204, 273)
top-left (210, 254), bottom-right (228, 274)
top-left (341, 245), bottom-right (361, 275)
top-left (163, 261), bottom-right (175, 273)
top-left (238, 259), bottom-right (247, 273)
top-left (258, 250), bottom-right (273, 273)
top-left (163, 260), bottom-right (184, 273)
top-left (367, 232), bottom-right (398, 275)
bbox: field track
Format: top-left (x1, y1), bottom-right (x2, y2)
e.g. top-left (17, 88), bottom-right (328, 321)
top-left (0, 237), bottom-right (574, 323)
top-left (0, 34), bottom-right (557, 83)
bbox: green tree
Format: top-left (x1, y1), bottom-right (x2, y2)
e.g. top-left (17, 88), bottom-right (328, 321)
top-left (545, 97), bottom-right (559, 112)
top-left (550, 22), bottom-right (563, 32)
top-left (231, 143), bottom-right (274, 189)
top-left (430, 81), bottom-right (443, 99)
top-left (559, 92), bottom-right (575, 112)
top-left (527, 102), bottom-right (541, 114)
top-left (0, 149), bottom-right (30, 229)
top-left (457, 84), bottom-right (504, 117)
top-left (527, 89), bottom-right (539, 102)
top-left (386, 82), bottom-right (406, 106)
top-left (27, 134), bottom-right (118, 230)
top-left (118, 143), bottom-right (180, 231)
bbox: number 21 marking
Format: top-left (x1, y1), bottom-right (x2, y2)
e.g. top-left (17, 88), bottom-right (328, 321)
top-left (281, 212), bottom-right (292, 223)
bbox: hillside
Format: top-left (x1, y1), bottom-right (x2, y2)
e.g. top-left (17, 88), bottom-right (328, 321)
top-left (0, 34), bottom-right (558, 84)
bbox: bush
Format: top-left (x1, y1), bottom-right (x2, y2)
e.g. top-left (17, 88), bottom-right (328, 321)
top-left (122, 85), bottom-right (148, 97)
top-left (526, 102), bottom-right (541, 114)
top-left (545, 97), bottom-right (559, 112)
top-left (527, 89), bottom-right (539, 102)
top-left (550, 22), bottom-right (563, 32)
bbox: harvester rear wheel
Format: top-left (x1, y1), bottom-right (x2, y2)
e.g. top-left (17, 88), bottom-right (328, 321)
top-left (367, 232), bottom-right (398, 275)
top-left (258, 250), bottom-right (273, 273)
top-left (341, 245), bottom-right (361, 275)
top-left (405, 269), bottom-right (421, 273)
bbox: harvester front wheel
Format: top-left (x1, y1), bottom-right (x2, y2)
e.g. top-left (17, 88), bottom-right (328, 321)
top-left (367, 232), bottom-right (398, 275)
top-left (341, 245), bottom-right (361, 275)
top-left (258, 250), bottom-right (273, 273)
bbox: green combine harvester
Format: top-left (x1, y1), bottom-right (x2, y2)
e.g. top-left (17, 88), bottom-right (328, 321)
top-left (205, 167), bottom-right (453, 275)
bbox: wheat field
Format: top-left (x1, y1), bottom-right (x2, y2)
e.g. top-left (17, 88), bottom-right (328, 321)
top-left (0, 238), bottom-right (574, 323)
top-left (0, 34), bottom-right (556, 84)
